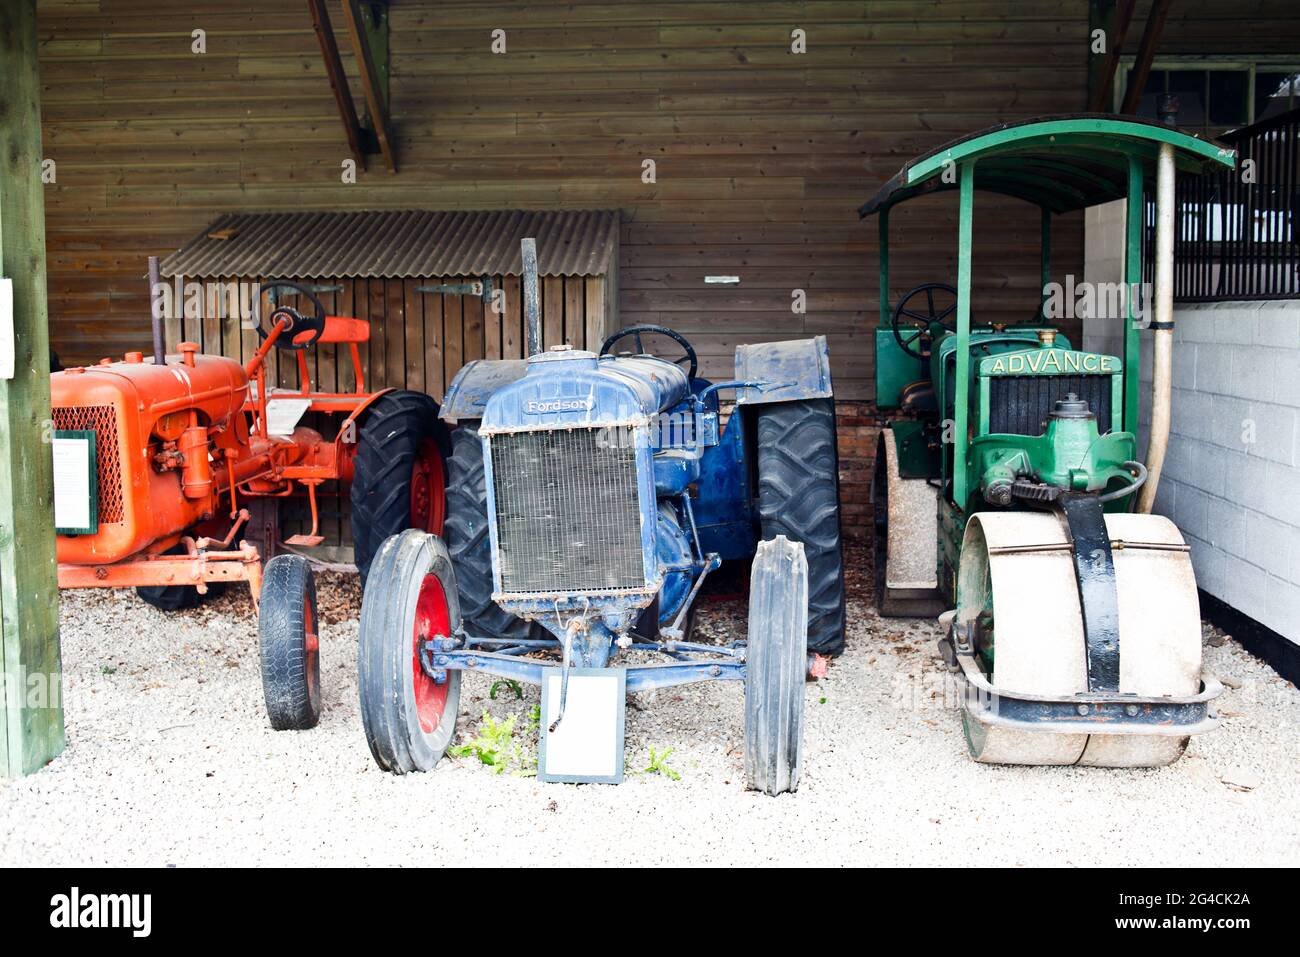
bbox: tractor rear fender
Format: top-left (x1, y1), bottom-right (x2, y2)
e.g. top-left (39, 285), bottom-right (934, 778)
top-left (325, 386), bottom-right (395, 484)
top-left (439, 359), bottom-right (529, 421)
top-left (733, 335), bottom-right (833, 406)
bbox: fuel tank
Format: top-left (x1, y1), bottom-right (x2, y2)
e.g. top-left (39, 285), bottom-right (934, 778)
top-left (481, 346), bottom-right (690, 432)
top-left (51, 347), bottom-right (254, 565)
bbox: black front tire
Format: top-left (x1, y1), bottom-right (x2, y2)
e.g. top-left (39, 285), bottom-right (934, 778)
top-left (443, 424), bottom-right (532, 642)
top-left (350, 390), bottom-right (451, 585)
top-left (745, 536), bottom-right (808, 796)
top-left (755, 399), bottom-right (847, 656)
top-left (135, 545), bottom-right (226, 611)
top-left (358, 530), bottom-right (463, 773)
top-left (258, 554), bottom-right (321, 730)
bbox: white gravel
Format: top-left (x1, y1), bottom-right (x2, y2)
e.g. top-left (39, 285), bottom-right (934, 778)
top-left (3, 553), bottom-right (1299, 867)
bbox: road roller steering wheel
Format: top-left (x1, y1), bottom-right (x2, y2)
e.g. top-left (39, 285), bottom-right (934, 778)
top-left (257, 280), bottom-right (327, 350)
top-left (892, 282), bottom-right (959, 360)
top-left (600, 324), bottom-right (698, 380)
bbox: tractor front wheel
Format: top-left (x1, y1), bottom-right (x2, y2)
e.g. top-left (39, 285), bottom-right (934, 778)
top-left (744, 535), bottom-right (809, 796)
top-left (350, 390), bottom-right (450, 585)
top-left (358, 530), bottom-right (462, 773)
top-left (136, 543), bottom-right (227, 611)
top-left (755, 399), bottom-right (846, 656)
top-left (258, 554), bottom-right (321, 730)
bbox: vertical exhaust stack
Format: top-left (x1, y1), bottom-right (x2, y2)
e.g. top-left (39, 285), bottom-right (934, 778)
top-left (147, 255), bottom-right (166, 366)
top-left (1137, 142), bottom-right (1175, 514)
top-left (521, 237), bottom-right (542, 357)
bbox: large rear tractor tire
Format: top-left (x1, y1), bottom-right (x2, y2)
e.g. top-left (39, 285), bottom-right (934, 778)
top-left (358, 530), bottom-right (462, 773)
top-left (745, 536), bottom-right (809, 796)
top-left (258, 554), bottom-right (321, 731)
top-left (755, 399), bottom-right (846, 656)
top-left (443, 424), bottom-right (533, 642)
top-left (350, 390), bottom-right (450, 585)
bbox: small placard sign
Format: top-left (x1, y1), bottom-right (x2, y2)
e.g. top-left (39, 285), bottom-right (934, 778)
top-left (539, 668), bottom-right (626, 784)
top-left (0, 277), bottom-right (13, 380)
top-left (53, 430), bottom-right (98, 535)
top-left (265, 397), bottom-right (312, 436)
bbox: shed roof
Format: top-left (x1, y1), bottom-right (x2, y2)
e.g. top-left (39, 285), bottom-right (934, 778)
top-left (160, 209), bottom-right (619, 279)
top-left (859, 114), bottom-right (1236, 217)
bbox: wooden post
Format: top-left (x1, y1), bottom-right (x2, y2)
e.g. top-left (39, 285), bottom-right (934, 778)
top-left (0, 0), bottom-right (64, 776)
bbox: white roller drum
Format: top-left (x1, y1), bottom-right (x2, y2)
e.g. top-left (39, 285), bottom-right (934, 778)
top-left (956, 510), bottom-right (1203, 768)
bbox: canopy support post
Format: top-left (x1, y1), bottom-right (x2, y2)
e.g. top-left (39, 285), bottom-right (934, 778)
top-left (1123, 152), bottom-right (1144, 434)
top-left (952, 161), bottom-right (975, 509)
top-left (1039, 206), bottom-right (1052, 321)
top-left (1136, 143), bottom-right (1176, 514)
top-left (877, 207), bottom-right (890, 328)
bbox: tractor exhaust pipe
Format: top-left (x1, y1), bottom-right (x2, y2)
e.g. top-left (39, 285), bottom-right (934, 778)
top-left (521, 237), bottom-right (542, 357)
top-left (147, 255), bottom-right (166, 366)
top-left (1137, 143), bottom-right (1176, 514)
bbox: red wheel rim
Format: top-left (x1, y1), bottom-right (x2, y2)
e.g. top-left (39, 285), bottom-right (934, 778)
top-left (412, 572), bottom-right (451, 734)
top-left (409, 439), bottom-right (446, 536)
top-left (304, 593), bottom-right (319, 703)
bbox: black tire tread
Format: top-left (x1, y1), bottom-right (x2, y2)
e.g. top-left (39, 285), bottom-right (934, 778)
top-left (350, 390), bottom-right (450, 584)
top-left (258, 554), bottom-right (320, 730)
top-left (744, 537), bottom-right (807, 796)
top-left (357, 530), bottom-right (462, 773)
top-left (755, 399), bottom-right (847, 655)
top-left (443, 424), bottom-right (531, 641)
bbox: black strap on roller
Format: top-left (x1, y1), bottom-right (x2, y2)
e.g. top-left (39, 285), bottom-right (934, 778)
top-left (1148, 320), bottom-right (1176, 330)
top-left (1056, 493), bottom-right (1121, 693)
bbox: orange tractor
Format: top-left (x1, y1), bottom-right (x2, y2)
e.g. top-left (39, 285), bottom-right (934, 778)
top-left (51, 277), bottom-right (449, 729)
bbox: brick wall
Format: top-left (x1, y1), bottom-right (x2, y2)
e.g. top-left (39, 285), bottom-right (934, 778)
top-left (836, 400), bottom-right (880, 543)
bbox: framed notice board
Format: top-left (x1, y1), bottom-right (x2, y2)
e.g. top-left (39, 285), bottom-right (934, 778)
top-left (53, 429), bottom-right (98, 535)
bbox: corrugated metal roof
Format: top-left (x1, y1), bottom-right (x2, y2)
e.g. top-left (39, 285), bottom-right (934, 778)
top-left (160, 209), bottom-right (618, 279)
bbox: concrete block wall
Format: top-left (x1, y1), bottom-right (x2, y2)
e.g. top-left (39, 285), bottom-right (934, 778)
top-left (1084, 299), bottom-right (1300, 645)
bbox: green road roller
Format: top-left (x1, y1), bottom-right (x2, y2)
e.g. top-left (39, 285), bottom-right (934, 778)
top-left (861, 115), bottom-right (1236, 767)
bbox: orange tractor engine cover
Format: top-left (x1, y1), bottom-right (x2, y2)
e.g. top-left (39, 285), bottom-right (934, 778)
top-left (52, 349), bottom-right (268, 565)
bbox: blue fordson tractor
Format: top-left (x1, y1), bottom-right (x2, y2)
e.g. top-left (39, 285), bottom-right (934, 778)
top-left (357, 242), bottom-right (845, 794)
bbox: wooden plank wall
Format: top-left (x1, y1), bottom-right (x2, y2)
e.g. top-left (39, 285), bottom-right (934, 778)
top-left (165, 273), bottom-right (609, 397)
top-left (37, 0), bottom-right (1097, 400)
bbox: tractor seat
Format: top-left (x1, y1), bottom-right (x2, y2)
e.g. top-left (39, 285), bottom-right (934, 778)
top-left (899, 380), bottom-right (937, 414)
top-left (318, 315), bottom-right (370, 344)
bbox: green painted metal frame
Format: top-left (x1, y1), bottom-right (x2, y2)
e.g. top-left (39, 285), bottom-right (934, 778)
top-left (1124, 154), bottom-right (1144, 434)
top-left (861, 115), bottom-right (1236, 219)
top-left (903, 118), bottom-right (1233, 188)
top-left (953, 162), bottom-right (975, 507)
top-left (868, 114), bottom-right (1237, 513)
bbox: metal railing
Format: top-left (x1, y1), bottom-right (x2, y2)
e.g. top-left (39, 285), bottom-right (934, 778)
top-left (1143, 108), bottom-right (1300, 302)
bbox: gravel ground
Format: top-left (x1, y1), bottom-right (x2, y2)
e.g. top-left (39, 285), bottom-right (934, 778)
top-left (2, 546), bottom-right (1298, 867)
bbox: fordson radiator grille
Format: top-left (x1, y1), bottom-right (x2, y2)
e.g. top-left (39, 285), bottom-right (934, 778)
top-left (489, 426), bottom-right (645, 594)
top-left (988, 375), bottom-right (1112, 436)
top-left (52, 404), bottom-right (125, 523)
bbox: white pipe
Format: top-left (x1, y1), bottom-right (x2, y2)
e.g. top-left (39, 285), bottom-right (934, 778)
top-left (1137, 142), bottom-right (1176, 514)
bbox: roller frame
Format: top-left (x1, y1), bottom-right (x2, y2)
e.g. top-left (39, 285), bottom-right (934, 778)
top-left (943, 638), bottom-right (1222, 737)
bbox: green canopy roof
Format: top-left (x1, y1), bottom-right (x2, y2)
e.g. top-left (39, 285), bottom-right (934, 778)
top-left (859, 114), bottom-right (1236, 217)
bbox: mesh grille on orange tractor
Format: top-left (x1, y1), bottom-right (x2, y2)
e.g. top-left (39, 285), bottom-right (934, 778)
top-left (53, 405), bottom-right (125, 524)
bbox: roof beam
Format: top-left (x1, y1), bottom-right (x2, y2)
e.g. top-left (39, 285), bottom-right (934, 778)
top-left (341, 0), bottom-right (397, 172)
top-left (1121, 0), bottom-right (1174, 115)
top-left (1087, 0), bottom-right (1137, 112)
top-left (307, 0), bottom-right (373, 170)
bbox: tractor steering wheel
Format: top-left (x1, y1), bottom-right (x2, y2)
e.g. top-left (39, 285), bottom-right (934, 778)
top-left (256, 280), bottom-right (327, 350)
top-left (599, 324), bottom-right (698, 380)
top-left (892, 282), bottom-right (959, 360)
